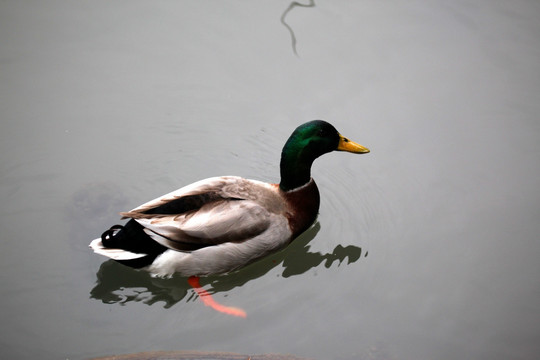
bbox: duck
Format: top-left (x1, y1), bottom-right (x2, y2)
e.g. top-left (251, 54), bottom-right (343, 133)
top-left (90, 120), bottom-right (369, 280)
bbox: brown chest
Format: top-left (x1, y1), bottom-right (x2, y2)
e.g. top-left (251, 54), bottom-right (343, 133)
top-left (281, 180), bottom-right (320, 238)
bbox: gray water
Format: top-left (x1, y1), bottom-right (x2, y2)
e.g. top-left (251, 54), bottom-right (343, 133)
top-left (1, 1), bottom-right (539, 359)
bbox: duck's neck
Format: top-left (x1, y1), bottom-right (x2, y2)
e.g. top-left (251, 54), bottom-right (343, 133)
top-left (279, 143), bottom-right (315, 191)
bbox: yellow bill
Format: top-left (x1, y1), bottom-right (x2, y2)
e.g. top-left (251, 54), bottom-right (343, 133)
top-left (337, 134), bottom-right (370, 153)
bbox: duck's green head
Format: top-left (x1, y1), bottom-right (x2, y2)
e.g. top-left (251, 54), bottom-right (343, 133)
top-left (280, 120), bottom-right (370, 191)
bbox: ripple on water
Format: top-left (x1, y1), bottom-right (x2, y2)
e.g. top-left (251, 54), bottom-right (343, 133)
top-left (316, 161), bottom-right (398, 260)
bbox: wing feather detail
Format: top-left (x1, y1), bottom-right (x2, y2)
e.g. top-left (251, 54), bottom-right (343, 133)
top-left (117, 176), bottom-right (281, 253)
top-left (135, 200), bottom-right (271, 251)
top-left (120, 176), bottom-right (245, 219)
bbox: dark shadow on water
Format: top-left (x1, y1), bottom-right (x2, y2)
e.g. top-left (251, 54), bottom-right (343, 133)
top-left (90, 222), bottom-right (365, 308)
top-left (281, 0), bottom-right (316, 56)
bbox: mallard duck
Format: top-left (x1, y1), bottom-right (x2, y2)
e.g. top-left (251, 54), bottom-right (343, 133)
top-left (90, 120), bottom-right (369, 278)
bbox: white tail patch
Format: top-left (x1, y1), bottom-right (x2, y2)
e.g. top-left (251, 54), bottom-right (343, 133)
top-left (89, 238), bottom-right (147, 260)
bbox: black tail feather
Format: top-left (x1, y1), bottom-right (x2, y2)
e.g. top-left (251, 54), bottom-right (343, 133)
top-left (100, 220), bottom-right (168, 269)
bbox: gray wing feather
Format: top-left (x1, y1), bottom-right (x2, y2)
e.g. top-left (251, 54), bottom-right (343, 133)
top-left (135, 200), bottom-right (271, 251)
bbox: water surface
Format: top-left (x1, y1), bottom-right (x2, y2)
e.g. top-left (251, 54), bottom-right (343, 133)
top-left (1, 1), bottom-right (539, 359)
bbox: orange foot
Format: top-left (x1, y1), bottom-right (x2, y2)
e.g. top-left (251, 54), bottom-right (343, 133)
top-left (188, 276), bottom-right (247, 318)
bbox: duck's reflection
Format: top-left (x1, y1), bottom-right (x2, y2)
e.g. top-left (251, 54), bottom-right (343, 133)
top-left (90, 222), bottom-right (365, 308)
